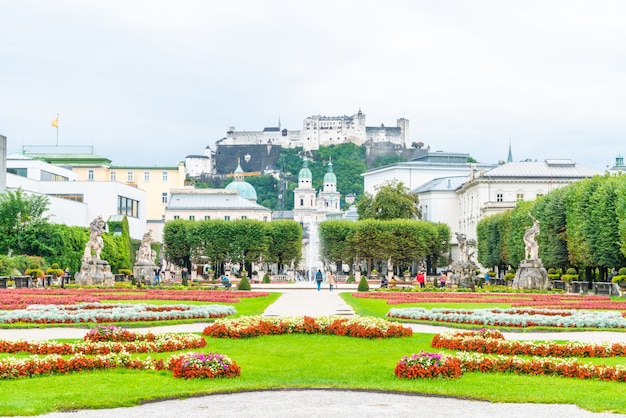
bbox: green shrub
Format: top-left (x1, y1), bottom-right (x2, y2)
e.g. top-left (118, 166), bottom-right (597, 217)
top-left (118, 269), bottom-right (132, 276)
top-left (46, 268), bottom-right (65, 277)
top-left (25, 268), bottom-right (44, 279)
top-left (487, 271), bottom-right (496, 278)
top-left (548, 274), bottom-right (561, 280)
top-left (238, 276), bottom-right (251, 291)
top-left (346, 273), bottom-right (355, 284)
top-left (566, 267), bottom-right (577, 275)
top-left (612, 275), bottom-right (626, 285)
top-left (357, 276), bottom-right (370, 292)
top-left (561, 274), bottom-right (578, 283)
top-left (262, 273), bottom-right (271, 284)
top-left (619, 267), bottom-right (626, 276)
top-left (505, 273), bottom-right (516, 279)
top-left (547, 267), bottom-right (556, 275)
top-left (508, 268), bottom-right (516, 274)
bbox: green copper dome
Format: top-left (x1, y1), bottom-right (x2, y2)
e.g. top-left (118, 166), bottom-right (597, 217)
top-left (298, 158), bottom-right (312, 179)
top-left (323, 160), bottom-right (336, 183)
top-left (226, 162), bottom-right (258, 201)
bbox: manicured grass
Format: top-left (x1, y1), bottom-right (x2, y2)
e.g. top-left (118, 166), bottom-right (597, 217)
top-left (3, 333), bottom-right (626, 416)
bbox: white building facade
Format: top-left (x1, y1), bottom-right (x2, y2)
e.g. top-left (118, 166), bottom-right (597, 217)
top-left (456, 160), bottom-right (602, 242)
top-left (6, 154), bottom-right (147, 239)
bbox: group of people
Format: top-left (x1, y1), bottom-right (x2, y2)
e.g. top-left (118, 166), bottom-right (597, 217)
top-left (379, 270), bottom-right (448, 288)
top-left (315, 269), bottom-right (336, 291)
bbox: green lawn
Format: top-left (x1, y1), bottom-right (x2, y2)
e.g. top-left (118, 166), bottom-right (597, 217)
top-left (2, 333), bottom-right (626, 416)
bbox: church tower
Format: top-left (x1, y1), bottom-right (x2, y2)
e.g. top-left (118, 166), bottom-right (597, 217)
top-left (293, 158), bottom-right (318, 224)
top-left (318, 159), bottom-right (341, 212)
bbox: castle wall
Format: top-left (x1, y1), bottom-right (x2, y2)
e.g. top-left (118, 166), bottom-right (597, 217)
top-left (214, 144), bottom-right (282, 175)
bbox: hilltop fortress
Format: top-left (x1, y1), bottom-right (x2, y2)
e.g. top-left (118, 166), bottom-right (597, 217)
top-left (207, 109), bottom-right (414, 175)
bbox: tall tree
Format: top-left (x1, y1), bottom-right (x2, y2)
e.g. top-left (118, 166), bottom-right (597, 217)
top-left (356, 180), bottom-right (421, 220)
top-left (0, 189), bottom-right (51, 255)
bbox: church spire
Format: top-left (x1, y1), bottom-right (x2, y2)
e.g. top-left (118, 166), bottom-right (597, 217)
top-left (507, 140), bottom-right (513, 163)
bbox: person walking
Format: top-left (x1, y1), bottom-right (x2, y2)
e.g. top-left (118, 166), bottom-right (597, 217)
top-left (181, 267), bottom-right (189, 286)
top-left (328, 270), bottom-right (336, 291)
top-left (439, 271), bottom-right (447, 288)
top-left (315, 269), bottom-right (323, 291)
top-left (153, 267), bottom-right (161, 286)
top-left (416, 270), bottom-right (425, 288)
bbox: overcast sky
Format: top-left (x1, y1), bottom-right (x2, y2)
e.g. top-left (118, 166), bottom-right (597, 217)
top-left (1, 0), bottom-right (624, 169)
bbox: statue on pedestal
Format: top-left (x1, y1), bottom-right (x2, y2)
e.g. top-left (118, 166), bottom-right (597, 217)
top-left (75, 216), bottom-right (114, 287)
top-left (513, 213), bottom-right (549, 290)
top-left (133, 231), bottom-right (158, 285)
top-left (523, 213), bottom-right (540, 260)
top-left (449, 232), bottom-right (477, 287)
top-left (83, 216), bottom-right (105, 262)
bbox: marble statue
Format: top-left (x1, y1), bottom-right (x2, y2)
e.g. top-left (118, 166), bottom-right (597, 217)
top-left (136, 231), bottom-right (156, 265)
top-left (84, 216), bottom-right (105, 261)
top-left (523, 213), bottom-right (540, 260)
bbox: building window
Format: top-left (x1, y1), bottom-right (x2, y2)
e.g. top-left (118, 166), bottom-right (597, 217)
top-left (263, 216), bottom-right (268, 222)
top-left (117, 195), bottom-right (139, 218)
top-left (496, 193), bottom-right (503, 202)
top-left (110, 171), bottom-right (117, 181)
top-left (516, 193), bottom-right (524, 201)
top-left (144, 171), bottom-right (150, 182)
top-left (161, 192), bottom-right (168, 204)
top-left (49, 193), bottom-right (84, 202)
top-left (127, 171), bottom-right (134, 182)
top-left (189, 215), bottom-right (195, 220)
top-left (7, 168), bottom-right (27, 177)
top-left (88, 170), bottom-right (94, 181)
top-left (41, 170), bottom-right (68, 181)
top-left (241, 216), bottom-right (247, 219)
top-left (173, 215), bottom-right (180, 220)
top-left (204, 215), bottom-right (211, 220)
top-left (162, 171), bottom-right (168, 181)
top-left (224, 215), bottom-right (230, 221)
top-left (300, 198), bottom-right (304, 206)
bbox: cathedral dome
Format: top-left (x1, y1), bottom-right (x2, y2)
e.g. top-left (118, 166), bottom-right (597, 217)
top-left (323, 160), bottom-right (336, 183)
top-left (298, 158), bottom-right (312, 179)
top-left (226, 162), bottom-right (258, 201)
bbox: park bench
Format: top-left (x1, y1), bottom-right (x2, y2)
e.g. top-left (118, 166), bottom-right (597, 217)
top-left (570, 281), bottom-right (588, 294)
top-left (0, 276), bottom-right (8, 289)
top-left (594, 282), bottom-right (618, 296)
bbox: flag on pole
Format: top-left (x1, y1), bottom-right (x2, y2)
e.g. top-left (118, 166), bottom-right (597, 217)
top-left (51, 116), bottom-right (59, 128)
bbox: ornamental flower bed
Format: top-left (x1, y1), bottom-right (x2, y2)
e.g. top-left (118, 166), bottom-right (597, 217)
top-left (0, 288), bottom-right (270, 310)
top-left (354, 291), bottom-right (626, 311)
top-left (387, 307), bottom-right (626, 328)
top-left (168, 352), bottom-right (241, 379)
top-left (394, 351), bottom-right (462, 379)
top-left (0, 328), bottom-right (237, 381)
top-left (455, 352), bottom-right (626, 382)
top-left (203, 315), bottom-right (412, 339)
top-left (431, 329), bottom-right (626, 358)
top-left (0, 352), bottom-right (165, 379)
top-left (0, 303), bottom-right (236, 324)
top-left (394, 351), bottom-right (626, 382)
top-left (0, 327), bottom-right (206, 355)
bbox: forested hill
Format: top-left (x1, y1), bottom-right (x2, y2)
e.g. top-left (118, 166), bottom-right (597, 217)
top-left (207, 143), bottom-right (408, 211)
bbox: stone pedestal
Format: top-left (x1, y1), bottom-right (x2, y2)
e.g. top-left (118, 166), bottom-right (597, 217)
top-left (75, 258), bottom-right (114, 287)
top-left (512, 259), bottom-right (549, 290)
top-left (133, 262), bottom-right (157, 285)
